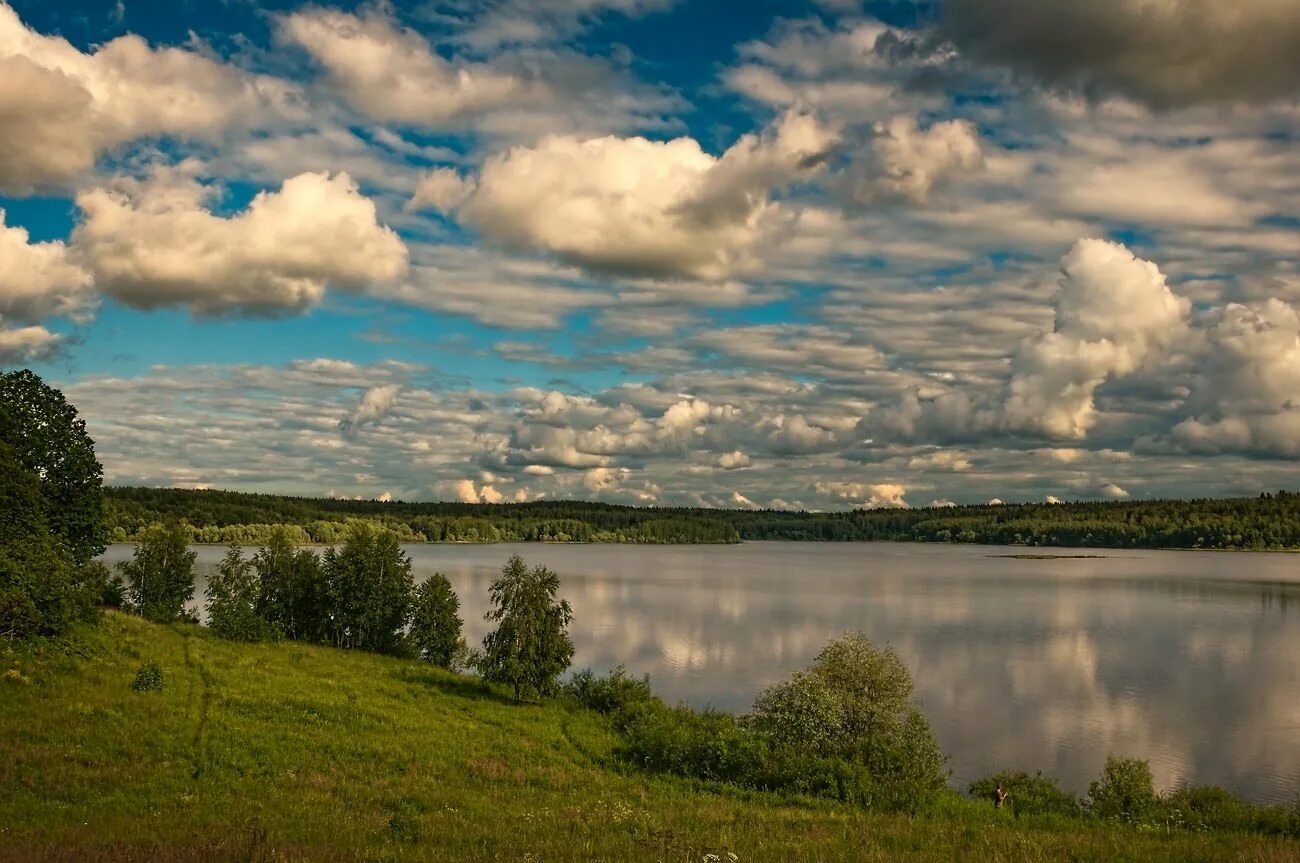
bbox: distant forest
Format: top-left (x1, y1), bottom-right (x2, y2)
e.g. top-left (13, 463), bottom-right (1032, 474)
top-left (104, 487), bottom-right (1300, 550)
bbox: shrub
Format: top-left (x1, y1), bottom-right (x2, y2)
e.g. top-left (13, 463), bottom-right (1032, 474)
top-left (131, 661), bottom-right (164, 692)
top-left (0, 530), bottom-right (76, 639)
top-left (970, 770), bottom-right (1083, 818)
top-left (747, 669), bottom-right (844, 754)
top-left (99, 568), bottom-right (127, 609)
top-left (746, 632), bottom-right (948, 811)
top-left (1088, 756), bottom-right (1159, 822)
top-left (620, 700), bottom-right (767, 785)
top-left (1160, 785), bottom-right (1300, 836)
top-left (1161, 785), bottom-right (1248, 832)
top-left (565, 666), bottom-right (655, 718)
top-left (619, 698), bottom-right (890, 807)
top-left (859, 707), bottom-right (948, 812)
top-left (808, 633), bottom-right (914, 743)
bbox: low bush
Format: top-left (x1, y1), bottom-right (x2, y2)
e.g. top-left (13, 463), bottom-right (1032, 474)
top-left (131, 662), bottom-right (163, 692)
top-left (1162, 786), bottom-right (1300, 837)
top-left (565, 666), bottom-right (655, 718)
top-left (620, 700), bottom-right (768, 786)
top-left (970, 770), bottom-right (1083, 818)
top-left (1088, 756), bottom-right (1160, 823)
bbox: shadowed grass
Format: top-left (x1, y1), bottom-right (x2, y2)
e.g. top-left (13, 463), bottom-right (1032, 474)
top-left (1, 612), bottom-right (1296, 862)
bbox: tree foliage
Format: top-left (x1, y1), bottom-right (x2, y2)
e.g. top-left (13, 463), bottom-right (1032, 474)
top-left (0, 440), bottom-right (100, 638)
top-left (118, 522), bottom-right (196, 622)
top-left (253, 527), bottom-right (324, 641)
top-left (0, 372), bottom-right (108, 639)
top-left (747, 633), bottom-right (947, 810)
top-left (1, 370), bottom-right (106, 564)
top-left (409, 573), bottom-right (464, 669)
top-left (1088, 756), bottom-right (1160, 822)
top-left (479, 555), bottom-right (574, 701)
top-left (102, 485), bottom-right (1300, 551)
top-left (319, 522), bottom-right (413, 653)
top-left (206, 545), bottom-right (277, 642)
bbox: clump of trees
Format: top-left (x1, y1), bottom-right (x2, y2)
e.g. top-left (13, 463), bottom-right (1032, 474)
top-left (567, 633), bottom-right (949, 813)
top-left (189, 524), bottom-right (419, 654)
top-left (1, 371), bottom-right (110, 639)
top-left (189, 524), bottom-right (494, 672)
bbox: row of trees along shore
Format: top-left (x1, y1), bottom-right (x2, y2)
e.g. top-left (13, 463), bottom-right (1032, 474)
top-left (4, 368), bottom-right (1299, 837)
top-left (106, 485), bottom-right (1300, 550)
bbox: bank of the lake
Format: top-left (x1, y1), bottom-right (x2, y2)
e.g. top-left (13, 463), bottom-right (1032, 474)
top-left (99, 541), bottom-right (1300, 804)
top-left (4, 613), bottom-right (1296, 863)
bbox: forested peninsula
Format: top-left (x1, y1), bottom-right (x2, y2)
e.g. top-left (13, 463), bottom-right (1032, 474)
top-left (105, 486), bottom-right (1300, 550)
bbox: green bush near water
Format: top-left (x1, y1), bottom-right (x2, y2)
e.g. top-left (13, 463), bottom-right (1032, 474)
top-left (564, 634), bottom-right (949, 815)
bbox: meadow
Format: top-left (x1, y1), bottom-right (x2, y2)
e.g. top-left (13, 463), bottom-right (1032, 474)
top-left (3, 612), bottom-right (1298, 863)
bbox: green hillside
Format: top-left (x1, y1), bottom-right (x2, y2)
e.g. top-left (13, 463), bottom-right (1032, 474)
top-left (3, 613), bottom-right (1296, 863)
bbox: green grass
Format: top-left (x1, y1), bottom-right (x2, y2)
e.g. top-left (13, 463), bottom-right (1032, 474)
top-left (2, 613), bottom-right (1296, 863)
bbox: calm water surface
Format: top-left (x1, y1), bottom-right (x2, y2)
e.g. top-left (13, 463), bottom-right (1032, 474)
top-left (102, 541), bottom-right (1300, 803)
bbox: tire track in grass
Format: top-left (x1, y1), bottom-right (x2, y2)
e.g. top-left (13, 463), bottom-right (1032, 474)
top-left (181, 633), bottom-right (213, 781)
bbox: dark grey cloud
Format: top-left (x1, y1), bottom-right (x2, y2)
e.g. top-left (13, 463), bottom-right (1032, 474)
top-left (938, 0), bottom-right (1300, 108)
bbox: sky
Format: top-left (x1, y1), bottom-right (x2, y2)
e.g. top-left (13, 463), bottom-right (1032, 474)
top-left (2, 0), bottom-right (1299, 509)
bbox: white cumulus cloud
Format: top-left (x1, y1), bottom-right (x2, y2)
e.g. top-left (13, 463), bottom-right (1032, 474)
top-left (1172, 299), bottom-right (1300, 456)
top-left (73, 167), bottom-right (408, 316)
top-left (1003, 238), bottom-right (1190, 439)
top-left (0, 322), bottom-right (62, 362)
top-left (0, 3), bottom-right (296, 193)
top-left (0, 210), bottom-right (94, 323)
top-left (441, 110), bottom-right (840, 279)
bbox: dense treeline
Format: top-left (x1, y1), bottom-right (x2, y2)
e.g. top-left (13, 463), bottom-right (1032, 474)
top-left (106, 485), bottom-right (1300, 549)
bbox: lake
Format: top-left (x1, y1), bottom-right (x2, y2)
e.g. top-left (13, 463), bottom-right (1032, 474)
top-left (101, 541), bottom-right (1300, 804)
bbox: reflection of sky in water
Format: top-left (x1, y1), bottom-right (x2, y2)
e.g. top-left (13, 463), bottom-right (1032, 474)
top-left (102, 542), bottom-right (1300, 803)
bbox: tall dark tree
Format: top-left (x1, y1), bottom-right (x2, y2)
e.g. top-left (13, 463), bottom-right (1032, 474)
top-left (321, 522), bottom-right (412, 654)
top-left (253, 526), bottom-right (323, 641)
top-left (0, 441), bottom-right (77, 638)
top-left (479, 555), bottom-right (574, 702)
top-left (119, 522), bottom-right (196, 622)
top-left (409, 573), bottom-right (463, 668)
top-left (0, 370), bottom-right (106, 565)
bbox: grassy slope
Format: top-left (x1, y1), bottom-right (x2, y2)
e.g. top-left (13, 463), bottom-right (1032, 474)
top-left (2, 614), bottom-right (1296, 863)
